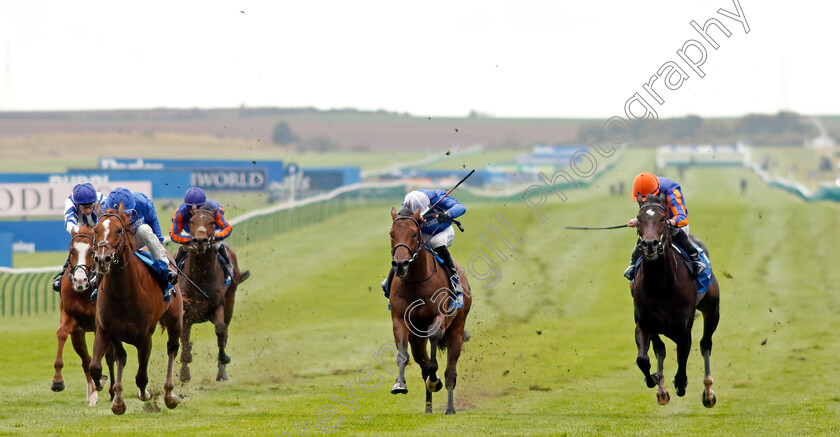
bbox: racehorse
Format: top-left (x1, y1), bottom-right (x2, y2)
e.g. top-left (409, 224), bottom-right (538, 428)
top-left (51, 225), bottom-right (115, 406)
top-left (177, 208), bottom-right (250, 383)
top-left (631, 194), bottom-right (720, 407)
top-left (388, 206), bottom-right (471, 415)
top-left (89, 204), bottom-right (184, 415)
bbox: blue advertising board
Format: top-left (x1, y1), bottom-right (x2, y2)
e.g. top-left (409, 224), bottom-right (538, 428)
top-left (3, 221), bottom-right (68, 253)
top-left (301, 167), bottom-right (361, 191)
top-left (99, 158), bottom-right (284, 184)
top-left (63, 169), bottom-right (192, 198)
top-left (0, 233), bottom-right (11, 267)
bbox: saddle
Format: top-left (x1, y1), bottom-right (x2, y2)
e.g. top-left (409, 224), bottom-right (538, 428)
top-left (134, 250), bottom-right (175, 301)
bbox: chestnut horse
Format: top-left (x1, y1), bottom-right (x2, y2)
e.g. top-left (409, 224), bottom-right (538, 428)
top-left (51, 225), bottom-right (115, 406)
top-left (388, 206), bottom-right (471, 415)
top-left (89, 205), bottom-right (184, 415)
top-left (178, 208), bottom-right (250, 383)
top-left (632, 194), bottom-right (720, 407)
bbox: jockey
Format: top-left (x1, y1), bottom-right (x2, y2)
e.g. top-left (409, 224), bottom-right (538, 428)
top-left (52, 183), bottom-right (105, 291)
top-left (103, 187), bottom-right (179, 286)
top-left (382, 189), bottom-right (466, 309)
top-left (170, 187), bottom-right (234, 284)
top-left (624, 171), bottom-right (707, 280)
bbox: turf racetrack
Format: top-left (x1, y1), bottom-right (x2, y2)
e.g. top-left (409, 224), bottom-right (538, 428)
top-left (2, 156), bottom-right (840, 435)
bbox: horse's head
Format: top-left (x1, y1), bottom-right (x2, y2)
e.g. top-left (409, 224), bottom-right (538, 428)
top-left (390, 205), bottom-right (422, 278)
top-left (188, 209), bottom-right (217, 254)
top-left (93, 203), bottom-right (133, 274)
top-left (68, 226), bottom-right (96, 292)
top-left (636, 193), bottom-right (671, 261)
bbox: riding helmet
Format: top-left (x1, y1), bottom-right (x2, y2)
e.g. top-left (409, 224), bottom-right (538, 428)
top-left (632, 172), bottom-right (660, 201)
top-left (184, 187), bottom-right (206, 206)
top-left (72, 183), bottom-right (97, 205)
top-left (105, 187), bottom-right (136, 213)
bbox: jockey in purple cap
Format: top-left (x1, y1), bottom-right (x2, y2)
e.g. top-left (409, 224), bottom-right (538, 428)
top-left (170, 187), bottom-right (235, 284)
top-left (52, 183), bottom-right (106, 292)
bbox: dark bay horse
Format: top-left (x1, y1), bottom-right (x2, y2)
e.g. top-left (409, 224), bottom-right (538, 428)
top-left (632, 194), bottom-right (720, 407)
top-left (51, 225), bottom-right (115, 406)
top-left (178, 208), bottom-right (250, 383)
top-left (389, 206), bottom-right (471, 415)
top-left (89, 205), bottom-right (184, 415)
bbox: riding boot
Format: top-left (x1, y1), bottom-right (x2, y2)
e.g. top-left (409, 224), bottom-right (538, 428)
top-left (672, 228), bottom-right (706, 276)
top-left (218, 243), bottom-right (233, 284)
top-left (433, 246), bottom-right (464, 309)
top-left (623, 241), bottom-right (643, 280)
top-left (381, 268), bottom-right (395, 299)
top-left (52, 256), bottom-right (71, 292)
top-left (174, 244), bottom-right (187, 270)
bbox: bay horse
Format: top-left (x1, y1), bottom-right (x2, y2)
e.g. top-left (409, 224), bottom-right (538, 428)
top-left (632, 194), bottom-right (720, 407)
top-left (389, 206), bottom-right (471, 415)
top-left (178, 208), bottom-right (250, 383)
top-left (89, 204), bottom-right (184, 415)
top-left (51, 225), bottom-right (115, 406)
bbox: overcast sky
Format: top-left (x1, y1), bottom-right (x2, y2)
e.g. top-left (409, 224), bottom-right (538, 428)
top-left (0, 1), bottom-right (836, 118)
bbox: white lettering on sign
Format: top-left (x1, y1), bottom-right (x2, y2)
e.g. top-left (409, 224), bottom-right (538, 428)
top-left (100, 158), bottom-right (165, 170)
top-left (0, 181), bottom-right (152, 217)
top-left (190, 171), bottom-right (265, 189)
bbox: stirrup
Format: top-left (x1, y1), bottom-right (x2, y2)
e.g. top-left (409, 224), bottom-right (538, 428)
top-left (52, 276), bottom-right (62, 292)
top-left (693, 261), bottom-right (707, 276)
top-left (623, 265), bottom-right (635, 280)
top-left (450, 294), bottom-right (464, 310)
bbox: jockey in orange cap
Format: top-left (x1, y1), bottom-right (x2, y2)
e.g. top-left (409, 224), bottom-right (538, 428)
top-left (623, 171), bottom-right (707, 280)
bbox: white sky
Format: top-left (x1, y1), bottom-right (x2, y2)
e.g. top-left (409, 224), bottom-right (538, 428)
top-left (0, 0), bottom-right (837, 118)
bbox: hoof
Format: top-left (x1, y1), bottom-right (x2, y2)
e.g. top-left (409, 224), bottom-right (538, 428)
top-left (51, 381), bottom-right (65, 392)
top-left (656, 390), bottom-right (670, 405)
top-left (446, 408), bottom-right (456, 415)
top-left (88, 391), bottom-right (99, 407)
top-left (425, 376), bottom-right (443, 393)
top-left (425, 402), bottom-right (433, 414)
top-left (164, 393), bottom-right (179, 409)
top-left (676, 386), bottom-right (686, 397)
top-left (179, 366), bottom-right (191, 383)
top-left (702, 392), bottom-right (717, 408)
top-left (138, 389), bottom-right (152, 401)
top-left (391, 382), bottom-right (408, 395)
top-left (99, 375), bottom-right (108, 387)
top-left (111, 401), bottom-right (126, 415)
top-left (216, 371), bottom-right (228, 382)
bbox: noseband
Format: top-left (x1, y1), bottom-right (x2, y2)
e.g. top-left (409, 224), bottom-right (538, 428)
top-left (391, 216), bottom-right (422, 265)
top-left (637, 203), bottom-right (671, 256)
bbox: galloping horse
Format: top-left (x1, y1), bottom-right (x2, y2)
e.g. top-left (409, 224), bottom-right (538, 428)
top-left (89, 204), bottom-right (184, 415)
top-left (178, 208), bottom-right (250, 383)
top-left (51, 225), bottom-right (115, 406)
top-left (388, 206), bottom-right (471, 415)
top-left (632, 194), bottom-right (720, 407)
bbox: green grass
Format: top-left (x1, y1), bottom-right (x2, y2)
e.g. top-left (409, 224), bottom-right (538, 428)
top-left (3, 153), bottom-right (840, 435)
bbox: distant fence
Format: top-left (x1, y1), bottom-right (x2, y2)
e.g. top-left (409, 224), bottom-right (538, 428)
top-left (0, 182), bottom-right (407, 317)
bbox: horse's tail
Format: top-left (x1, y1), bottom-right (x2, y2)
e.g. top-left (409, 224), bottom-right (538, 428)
top-left (238, 270), bottom-right (251, 284)
top-left (439, 329), bottom-right (470, 351)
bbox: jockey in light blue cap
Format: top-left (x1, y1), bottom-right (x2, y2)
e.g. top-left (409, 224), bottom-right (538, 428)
top-left (103, 187), bottom-right (178, 285)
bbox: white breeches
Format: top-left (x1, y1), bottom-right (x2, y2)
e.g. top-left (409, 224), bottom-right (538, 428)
top-left (136, 224), bottom-right (169, 263)
top-left (425, 226), bottom-right (454, 249)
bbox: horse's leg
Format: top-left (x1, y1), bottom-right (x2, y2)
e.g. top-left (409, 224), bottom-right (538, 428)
top-left (67, 328), bottom-right (96, 406)
top-left (110, 341), bottom-right (128, 415)
top-left (673, 331), bottom-right (692, 397)
top-left (89, 328), bottom-right (108, 392)
top-left (105, 345), bottom-right (116, 401)
top-left (699, 295), bottom-right (720, 408)
top-left (163, 311), bottom-right (182, 409)
top-left (179, 321), bottom-right (193, 383)
top-left (51, 312), bottom-right (74, 392)
top-left (443, 327), bottom-right (464, 415)
top-left (135, 334), bottom-right (153, 402)
top-left (212, 304), bottom-right (231, 382)
top-left (651, 334), bottom-right (670, 405)
top-left (409, 335), bottom-right (434, 414)
top-left (634, 324), bottom-right (660, 390)
top-left (390, 318), bottom-right (410, 395)
top-left (424, 316), bottom-right (444, 394)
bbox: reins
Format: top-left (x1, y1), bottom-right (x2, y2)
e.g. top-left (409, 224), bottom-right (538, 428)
top-left (391, 215), bottom-right (437, 283)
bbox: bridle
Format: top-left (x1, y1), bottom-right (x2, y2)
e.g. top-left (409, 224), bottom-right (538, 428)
top-left (66, 233), bottom-right (97, 290)
top-left (637, 202), bottom-right (671, 256)
top-left (391, 216), bottom-right (423, 264)
top-left (95, 212), bottom-right (130, 269)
